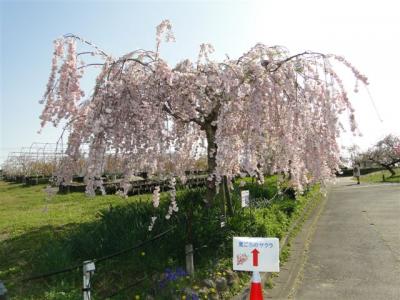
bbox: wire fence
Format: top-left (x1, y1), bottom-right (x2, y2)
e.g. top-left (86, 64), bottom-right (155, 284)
top-left (6, 221), bottom-right (225, 299)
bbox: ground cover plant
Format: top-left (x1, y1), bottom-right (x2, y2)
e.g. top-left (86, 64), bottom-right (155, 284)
top-left (0, 177), bottom-right (321, 299)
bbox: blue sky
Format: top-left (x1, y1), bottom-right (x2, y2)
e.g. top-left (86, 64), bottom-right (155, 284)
top-left (1, 0), bottom-right (399, 163)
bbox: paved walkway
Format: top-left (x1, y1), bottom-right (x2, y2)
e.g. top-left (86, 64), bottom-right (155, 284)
top-left (270, 177), bottom-right (400, 299)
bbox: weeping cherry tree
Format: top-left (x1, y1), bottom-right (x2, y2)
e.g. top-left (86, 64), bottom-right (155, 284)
top-left (39, 20), bottom-right (368, 215)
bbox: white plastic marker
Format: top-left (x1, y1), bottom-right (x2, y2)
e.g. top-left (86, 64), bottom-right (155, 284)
top-left (241, 190), bottom-right (250, 208)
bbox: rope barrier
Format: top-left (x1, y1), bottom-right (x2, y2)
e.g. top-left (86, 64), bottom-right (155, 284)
top-left (21, 264), bottom-right (81, 282)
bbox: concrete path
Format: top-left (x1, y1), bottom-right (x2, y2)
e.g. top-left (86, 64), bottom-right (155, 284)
top-left (270, 177), bottom-right (400, 299)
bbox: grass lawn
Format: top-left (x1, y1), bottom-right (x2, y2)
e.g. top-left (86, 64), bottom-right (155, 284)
top-left (360, 168), bottom-right (400, 183)
top-left (0, 181), bottom-right (149, 238)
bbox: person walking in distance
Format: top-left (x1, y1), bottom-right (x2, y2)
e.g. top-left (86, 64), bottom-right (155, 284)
top-left (353, 163), bottom-right (361, 184)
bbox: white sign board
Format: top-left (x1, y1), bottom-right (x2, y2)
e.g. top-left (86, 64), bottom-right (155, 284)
top-left (233, 237), bottom-right (279, 272)
top-left (241, 190), bottom-right (250, 207)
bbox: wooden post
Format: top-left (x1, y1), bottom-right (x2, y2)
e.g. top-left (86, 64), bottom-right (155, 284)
top-left (185, 244), bottom-right (195, 276)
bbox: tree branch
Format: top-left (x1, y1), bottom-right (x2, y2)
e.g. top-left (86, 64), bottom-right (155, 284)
top-left (63, 33), bottom-right (109, 57)
top-left (163, 102), bottom-right (204, 126)
top-left (267, 51), bottom-right (326, 72)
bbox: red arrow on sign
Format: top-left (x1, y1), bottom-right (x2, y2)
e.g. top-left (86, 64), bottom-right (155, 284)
top-left (251, 248), bottom-right (259, 266)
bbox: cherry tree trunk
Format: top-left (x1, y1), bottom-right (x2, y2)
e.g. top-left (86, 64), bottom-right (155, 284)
top-left (224, 175), bottom-right (234, 217)
top-left (381, 164), bottom-right (396, 176)
top-left (204, 122), bottom-right (234, 216)
top-left (205, 123), bottom-right (218, 204)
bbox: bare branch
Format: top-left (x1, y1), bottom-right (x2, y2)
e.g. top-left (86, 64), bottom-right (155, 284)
top-left (63, 33), bottom-right (109, 57)
top-left (77, 63), bottom-right (105, 70)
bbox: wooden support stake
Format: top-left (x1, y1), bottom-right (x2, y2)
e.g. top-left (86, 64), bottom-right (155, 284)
top-left (185, 244), bottom-right (195, 276)
top-left (0, 281), bottom-right (8, 300)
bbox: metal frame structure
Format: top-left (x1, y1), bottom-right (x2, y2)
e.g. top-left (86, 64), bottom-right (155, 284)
top-left (1, 142), bottom-right (66, 177)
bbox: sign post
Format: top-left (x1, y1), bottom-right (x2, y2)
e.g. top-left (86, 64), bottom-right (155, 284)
top-left (233, 237), bottom-right (280, 299)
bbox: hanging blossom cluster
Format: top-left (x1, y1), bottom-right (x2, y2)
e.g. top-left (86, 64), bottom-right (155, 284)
top-left (148, 179), bottom-right (177, 231)
top-left (148, 216), bottom-right (157, 232)
top-left (165, 178), bottom-right (178, 220)
top-left (39, 20), bottom-right (369, 199)
top-left (152, 186), bottom-right (161, 207)
top-left (40, 38), bottom-right (84, 128)
top-left (149, 186), bottom-right (161, 230)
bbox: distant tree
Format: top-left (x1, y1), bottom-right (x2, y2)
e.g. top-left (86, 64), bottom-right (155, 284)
top-left (361, 135), bottom-right (400, 176)
top-left (345, 144), bottom-right (362, 167)
top-left (39, 20), bottom-right (368, 206)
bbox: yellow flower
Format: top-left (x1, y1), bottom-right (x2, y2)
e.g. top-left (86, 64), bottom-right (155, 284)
top-left (141, 251), bottom-right (146, 256)
top-left (181, 296), bottom-right (186, 300)
top-left (210, 287), bottom-right (216, 293)
top-left (135, 295), bottom-right (140, 300)
top-left (193, 285), bottom-right (199, 290)
top-left (216, 272), bottom-right (222, 276)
